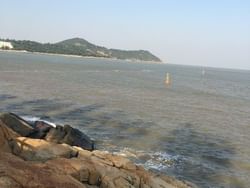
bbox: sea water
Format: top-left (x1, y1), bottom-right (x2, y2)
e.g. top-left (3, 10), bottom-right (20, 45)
top-left (0, 51), bottom-right (250, 187)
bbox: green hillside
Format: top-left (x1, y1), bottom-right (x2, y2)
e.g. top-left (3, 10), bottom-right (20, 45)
top-left (1, 38), bottom-right (161, 62)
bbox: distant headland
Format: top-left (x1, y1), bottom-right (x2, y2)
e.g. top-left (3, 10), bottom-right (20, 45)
top-left (0, 38), bottom-right (162, 63)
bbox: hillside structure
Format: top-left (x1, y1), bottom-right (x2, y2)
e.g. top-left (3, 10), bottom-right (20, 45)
top-left (0, 41), bottom-right (13, 49)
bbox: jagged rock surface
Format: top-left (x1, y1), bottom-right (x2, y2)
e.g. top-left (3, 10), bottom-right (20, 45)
top-left (45, 124), bottom-right (94, 151)
top-left (0, 113), bottom-right (34, 136)
top-left (0, 113), bottom-right (195, 188)
top-left (0, 112), bottom-right (94, 151)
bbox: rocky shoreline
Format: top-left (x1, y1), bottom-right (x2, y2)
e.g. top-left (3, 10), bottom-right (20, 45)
top-left (0, 112), bottom-right (195, 188)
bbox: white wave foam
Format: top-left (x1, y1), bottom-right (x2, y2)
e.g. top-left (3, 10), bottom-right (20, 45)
top-left (21, 115), bottom-right (40, 122)
top-left (21, 116), bottom-right (56, 128)
top-left (111, 147), bottom-right (182, 171)
top-left (144, 159), bottom-right (167, 170)
top-left (40, 120), bottom-right (57, 128)
top-left (141, 69), bottom-right (152, 72)
top-left (148, 152), bottom-right (181, 170)
top-left (113, 147), bottom-right (138, 158)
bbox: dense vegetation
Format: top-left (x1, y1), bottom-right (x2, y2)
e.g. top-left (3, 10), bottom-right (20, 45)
top-left (1, 38), bottom-right (161, 62)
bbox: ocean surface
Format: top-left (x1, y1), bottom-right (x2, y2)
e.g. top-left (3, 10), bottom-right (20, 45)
top-left (0, 51), bottom-right (250, 188)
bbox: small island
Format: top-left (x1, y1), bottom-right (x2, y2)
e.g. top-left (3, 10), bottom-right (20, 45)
top-left (0, 38), bottom-right (161, 63)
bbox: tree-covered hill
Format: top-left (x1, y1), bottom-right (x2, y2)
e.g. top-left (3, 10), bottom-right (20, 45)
top-left (1, 38), bottom-right (161, 62)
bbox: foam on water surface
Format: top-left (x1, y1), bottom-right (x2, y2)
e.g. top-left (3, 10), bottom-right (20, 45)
top-left (21, 115), bottom-right (57, 128)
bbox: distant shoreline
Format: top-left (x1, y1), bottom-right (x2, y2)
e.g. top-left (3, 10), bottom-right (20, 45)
top-left (0, 49), bottom-right (163, 64)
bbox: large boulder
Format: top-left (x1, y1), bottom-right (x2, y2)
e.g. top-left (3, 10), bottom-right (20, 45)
top-left (44, 149), bottom-right (194, 188)
top-left (0, 113), bottom-right (34, 136)
top-left (28, 120), bottom-right (52, 139)
top-left (45, 124), bottom-right (94, 151)
top-left (0, 152), bottom-right (86, 188)
top-left (0, 120), bottom-right (20, 152)
top-left (45, 125), bottom-right (66, 141)
top-left (0, 113), bottom-right (94, 151)
top-left (12, 137), bottom-right (78, 161)
top-left (63, 125), bottom-right (94, 151)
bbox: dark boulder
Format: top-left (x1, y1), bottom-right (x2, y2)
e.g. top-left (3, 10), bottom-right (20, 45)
top-left (28, 120), bottom-right (52, 139)
top-left (63, 124), bottom-right (94, 151)
top-left (45, 124), bottom-right (94, 151)
top-left (34, 120), bottom-right (52, 131)
top-left (45, 125), bottom-right (66, 142)
top-left (0, 112), bottom-right (94, 151)
top-left (0, 113), bottom-right (34, 136)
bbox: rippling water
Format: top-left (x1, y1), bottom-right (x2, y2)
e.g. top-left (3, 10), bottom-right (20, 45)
top-left (0, 51), bottom-right (250, 187)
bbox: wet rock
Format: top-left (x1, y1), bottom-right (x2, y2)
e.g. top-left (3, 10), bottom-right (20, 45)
top-left (34, 120), bottom-right (52, 131)
top-left (0, 113), bottom-right (94, 151)
top-left (0, 113), bottom-right (34, 136)
top-left (63, 124), bottom-right (94, 151)
top-left (45, 125), bottom-right (66, 141)
top-left (28, 120), bottom-right (52, 139)
top-left (45, 124), bottom-right (94, 151)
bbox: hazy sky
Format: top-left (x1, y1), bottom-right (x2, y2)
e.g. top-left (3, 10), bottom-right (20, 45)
top-left (1, 0), bottom-right (250, 69)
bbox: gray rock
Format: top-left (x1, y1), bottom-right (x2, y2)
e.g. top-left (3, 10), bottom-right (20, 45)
top-left (28, 121), bottom-right (52, 139)
top-left (45, 125), bottom-right (66, 142)
top-left (0, 113), bottom-right (34, 136)
top-left (0, 112), bottom-right (94, 151)
top-left (63, 124), bottom-right (94, 151)
top-left (45, 124), bottom-right (94, 151)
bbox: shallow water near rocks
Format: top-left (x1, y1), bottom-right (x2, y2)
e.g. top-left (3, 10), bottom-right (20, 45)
top-left (0, 51), bottom-right (250, 187)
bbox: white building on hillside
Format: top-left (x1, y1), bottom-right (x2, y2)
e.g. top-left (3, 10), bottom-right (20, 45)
top-left (0, 41), bottom-right (13, 49)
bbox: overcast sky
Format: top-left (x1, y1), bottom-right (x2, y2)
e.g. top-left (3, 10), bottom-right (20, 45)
top-left (1, 0), bottom-right (250, 69)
